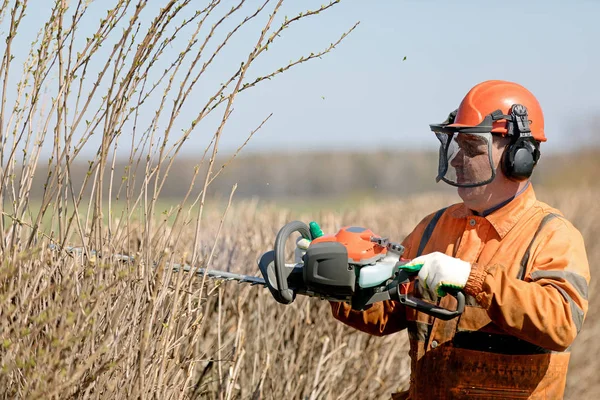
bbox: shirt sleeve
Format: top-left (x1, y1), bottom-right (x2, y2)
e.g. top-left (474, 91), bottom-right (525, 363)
top-left (464, 217), bottom-right (590, 351)
top-left (329, 299), bottom-right (408, 336)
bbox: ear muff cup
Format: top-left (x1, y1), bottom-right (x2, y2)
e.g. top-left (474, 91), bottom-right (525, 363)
top-left (501, 137), bottom-right (539, 181)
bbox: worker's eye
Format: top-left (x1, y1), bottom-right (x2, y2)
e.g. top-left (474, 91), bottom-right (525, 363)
top-left (461, 143), bottom-right (486, 156)
top-left (456, 135), bottom-right (487, 157)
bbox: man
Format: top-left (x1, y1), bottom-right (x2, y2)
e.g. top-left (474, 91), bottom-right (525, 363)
top-left (328, 80), bottom-right (590, 399)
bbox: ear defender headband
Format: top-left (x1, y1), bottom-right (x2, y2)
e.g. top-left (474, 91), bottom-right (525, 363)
top-left (498, 104), bottom-right (541, 181)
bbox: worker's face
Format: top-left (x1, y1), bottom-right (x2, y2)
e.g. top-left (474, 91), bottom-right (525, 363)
top-left (435, 132), bottom-right (496, 187)
top-left (455, 135), bottom-right (511, 203)
top-left (449, 134), bottom-right (493, 185)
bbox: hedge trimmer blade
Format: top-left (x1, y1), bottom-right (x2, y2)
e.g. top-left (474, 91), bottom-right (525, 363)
top-left (49, 244), bottom-right (267, 287)
top-left (174, 264), bottom-right (267, 287)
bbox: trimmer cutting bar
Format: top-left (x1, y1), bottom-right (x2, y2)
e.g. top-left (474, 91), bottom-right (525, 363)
top-left (175, 265), bottom-right (267, 286)
top-left (49, 244), bottom-right (267, 287)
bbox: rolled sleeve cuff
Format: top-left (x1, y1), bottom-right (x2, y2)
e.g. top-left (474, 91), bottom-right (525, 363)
top-left (464, 262), bottom-right (487, 298)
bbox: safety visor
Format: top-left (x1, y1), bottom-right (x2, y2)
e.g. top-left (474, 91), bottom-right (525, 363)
top-left (429, 110), bottom-right (499, 188)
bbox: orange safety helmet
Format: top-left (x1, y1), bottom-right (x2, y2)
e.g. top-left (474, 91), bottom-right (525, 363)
top-left (446, 80), bottom-right (546, 142)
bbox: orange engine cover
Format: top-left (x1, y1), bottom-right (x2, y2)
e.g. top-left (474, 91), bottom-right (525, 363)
top-left (310, 226), bottom-right (387, 264)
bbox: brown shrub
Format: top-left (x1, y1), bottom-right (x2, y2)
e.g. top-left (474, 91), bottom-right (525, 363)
top-left (0, 187), bottom-right (597, 399)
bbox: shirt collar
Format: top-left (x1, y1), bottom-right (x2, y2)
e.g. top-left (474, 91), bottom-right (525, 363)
top-left (451, 182), bottom-right (537, 239)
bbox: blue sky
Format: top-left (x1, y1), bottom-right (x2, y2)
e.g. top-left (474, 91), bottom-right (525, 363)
top-left (7, 0), bottom-right (600, 158)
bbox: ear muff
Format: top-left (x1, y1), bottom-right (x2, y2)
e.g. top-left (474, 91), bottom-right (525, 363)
top-left (501, 137), bottom-right (539, 181)
top-left (500, 104), bottom-right (541, 181)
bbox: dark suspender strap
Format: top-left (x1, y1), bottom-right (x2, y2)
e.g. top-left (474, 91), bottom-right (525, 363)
top-left (517, 213), bottom-right (560, 280)
top-left (416, 207), bottom-right (448, 257)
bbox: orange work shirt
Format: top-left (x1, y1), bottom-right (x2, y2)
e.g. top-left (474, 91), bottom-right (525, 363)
top-left (331, 183), bottom-right (590, 399)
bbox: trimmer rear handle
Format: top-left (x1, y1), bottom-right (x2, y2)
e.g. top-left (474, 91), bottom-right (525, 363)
top-left (352, 269), bottom-right (465, 321)
top-left (397, 290), bottom-right (465, 321)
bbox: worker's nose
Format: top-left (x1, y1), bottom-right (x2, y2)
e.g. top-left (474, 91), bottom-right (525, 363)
top-left (450, 150), bottom-right (464, 168)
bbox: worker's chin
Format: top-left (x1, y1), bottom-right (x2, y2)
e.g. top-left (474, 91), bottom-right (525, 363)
top-left (457, 186), bottom-right (484, 204)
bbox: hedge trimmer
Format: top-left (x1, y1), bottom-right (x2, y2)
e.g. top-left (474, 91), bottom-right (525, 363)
top-left (51, 221), bottom-right (465, 321)
top-left (255, 221), bottom-right (464, 320)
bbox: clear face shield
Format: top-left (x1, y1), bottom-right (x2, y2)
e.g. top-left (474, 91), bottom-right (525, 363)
top-left (429, 109), bottom-right (504, 188)
top-left (434, 131), bottom-right (496, 187)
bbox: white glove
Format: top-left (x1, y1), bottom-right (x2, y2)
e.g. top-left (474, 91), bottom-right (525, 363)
top-left (294, 221), bottom-right (324, 263)
top-left (400, 252), bottom-right (472, 297)
top-left (294, 237), bottom-right (311, 264)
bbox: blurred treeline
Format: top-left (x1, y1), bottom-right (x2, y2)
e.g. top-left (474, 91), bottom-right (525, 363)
top-left (20, 147), bottom-right (600, 202)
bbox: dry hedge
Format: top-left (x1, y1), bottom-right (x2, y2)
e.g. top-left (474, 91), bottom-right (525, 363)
top-left (1, 188), bottom-right (597, 399)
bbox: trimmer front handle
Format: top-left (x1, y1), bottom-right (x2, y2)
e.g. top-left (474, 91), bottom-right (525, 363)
top-left (273, 220), bottom-right (312, 304)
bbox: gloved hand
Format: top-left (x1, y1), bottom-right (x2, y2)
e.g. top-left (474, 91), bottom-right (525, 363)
top-left (399, 252), bottom-right (471, 297)
top-left (294, 221), bottom-right (324, 263)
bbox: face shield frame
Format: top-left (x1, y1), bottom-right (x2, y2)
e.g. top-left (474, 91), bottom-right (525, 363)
top-left (433, 130), bottom-right (496, 188)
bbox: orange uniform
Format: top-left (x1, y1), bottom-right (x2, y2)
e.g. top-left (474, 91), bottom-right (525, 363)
top-left (331, 183), bottom-right (590, 399)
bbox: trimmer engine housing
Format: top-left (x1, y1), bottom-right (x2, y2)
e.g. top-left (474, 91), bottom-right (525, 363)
top-left (303, 241), bottom-right (355, 299)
